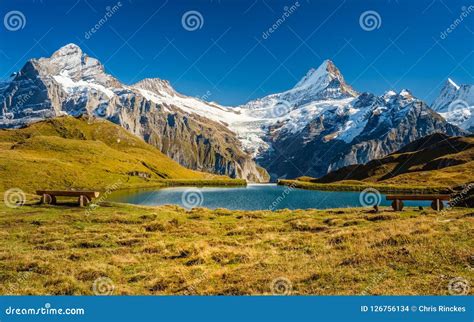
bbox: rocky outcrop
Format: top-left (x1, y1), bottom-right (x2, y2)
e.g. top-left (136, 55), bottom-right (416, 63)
top-left (0, 44), bottom-right (470, 182)
top-left (0, 44), bottom-right (267, 182)
top-left (431, 78), bottom-right (474, 132)
top-left (243, 69), bottom-right (467, 179)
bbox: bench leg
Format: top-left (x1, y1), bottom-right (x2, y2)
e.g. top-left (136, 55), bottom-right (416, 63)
top-left (41, 194), bottom-right (56, 205)
top-left (78, 195), bottom-right (91, 207)
top-left (391, 199), bottom-right (404, 211)
top-left (431, 199), bottom-right (443, 211)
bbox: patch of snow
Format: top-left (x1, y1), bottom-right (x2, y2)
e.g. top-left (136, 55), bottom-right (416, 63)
top-left (53, 74), bottom-right (114, 98)
top-left (432, 79), bottom-right (474, 130)
top-left (447, 78), bottom-right (460, 90)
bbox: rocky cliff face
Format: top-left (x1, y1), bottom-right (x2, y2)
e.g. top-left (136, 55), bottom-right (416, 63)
top-left (431, 78), bottom-right (474, 132)
top-left (237, 64), bottom-right (466, 179)
top-left (0, 44), bottom-right (469, 181)
top-left (0, 44), bottom-right (267, 182)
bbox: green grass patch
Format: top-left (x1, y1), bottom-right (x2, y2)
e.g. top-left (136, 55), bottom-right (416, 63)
top-left (0, 202), bottom-right (472, 295)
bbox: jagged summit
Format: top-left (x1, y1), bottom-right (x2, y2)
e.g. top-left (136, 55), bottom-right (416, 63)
top-left (432, 78), bottom-right (474, 131)
top-left (0, 44), bottom-right (470, 181)
top-left (292, 59), bottom-right (358, 98)
top-left (133, 78), bottom-right (177, 97)
top-left (432, 78), bottom-right (473, 112)
top-left (16, 43), bottom-right (115, 87)
top-left (51, 43), bottom-right (83, 58)
top-left (295, 60), bottom-right (339, 87)
top-left (447, 78), bottom-right (460, 90)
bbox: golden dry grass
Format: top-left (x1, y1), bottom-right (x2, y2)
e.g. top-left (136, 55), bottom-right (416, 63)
top-left (0, 201), bottom-right (472, 295)
top-left (0, 116), bottom-right (244, 193)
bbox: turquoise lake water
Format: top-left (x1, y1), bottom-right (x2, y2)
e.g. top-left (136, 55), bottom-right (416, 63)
top-left (107, 184), bottom-right (432, 211)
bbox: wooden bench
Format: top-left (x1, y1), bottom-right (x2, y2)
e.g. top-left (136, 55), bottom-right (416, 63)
top-left (386, 194), bottom-right (451, 211)
top-left (36, 190), bottom-right (100, 207)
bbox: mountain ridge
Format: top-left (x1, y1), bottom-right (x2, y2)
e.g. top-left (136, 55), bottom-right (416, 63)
top-left (431, 78), bottom-right (474, 132)
top-left (0, 44), bottom-right (268, 182)
top-left (302, 132), bottom-right (474, 189)
top-left (0, 43), bottom-right (470, 181)
top-left (0, 115), bottom-right (245, 193)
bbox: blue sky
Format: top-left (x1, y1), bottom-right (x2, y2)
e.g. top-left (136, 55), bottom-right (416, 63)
top-left (0, 0), bottom-right (473, 105)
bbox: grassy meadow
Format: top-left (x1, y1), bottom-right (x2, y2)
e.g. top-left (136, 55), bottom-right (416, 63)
top-left (0, 117), bottom-right (245, 194)
top-left (0, 116), bottom-right (472, 296)
top-left (0, 200), bottom-right (472, 295)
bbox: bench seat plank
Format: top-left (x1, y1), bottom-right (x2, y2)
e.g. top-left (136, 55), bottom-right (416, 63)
top-left (36, 190), bottom-right (100, 198)
top-left (386, 194), bottom-right (450, 201)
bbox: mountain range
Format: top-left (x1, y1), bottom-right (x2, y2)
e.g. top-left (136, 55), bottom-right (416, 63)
top-left (1, 44), bottom-right (472, 181)
top-left (311, 132), bottom-right (474, 189)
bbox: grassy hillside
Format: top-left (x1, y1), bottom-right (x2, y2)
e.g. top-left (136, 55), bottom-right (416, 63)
top-left (281, 134), bottom-right (473, 192)
top-left (0, 201), bottom-right (472, 295)
top-left (0, 116), bottom-right (243, 193)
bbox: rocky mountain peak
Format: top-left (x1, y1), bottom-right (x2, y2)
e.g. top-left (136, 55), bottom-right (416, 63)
top-left (51, 43), bottom-right (83, 59)
top-left (295, 60), bottom-right (337, 88)
top-left (431, 78), bottom-right (474, 131)
top-left (446, 78), bottom-right (460, 90)
top-left (399, 89), bottom-right (414, 99)
top-left (432, 78), bottom-right (471, 112)
top-left (382, 90), bottom-right (397, 100)
top-left (28, 43), bottom-right (113, 86)
top-left (133, 78), bottom-right (177, 97)
top-left (293, 59), bottom-right (358, 98)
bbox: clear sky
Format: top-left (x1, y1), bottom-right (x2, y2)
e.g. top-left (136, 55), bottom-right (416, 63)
top-left (0, 0), bottom-right (473, 105)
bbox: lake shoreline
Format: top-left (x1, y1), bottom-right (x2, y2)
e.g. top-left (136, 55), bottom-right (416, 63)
top-left (278, 179), bottom-right (453, 194)
top-left (105, 184), bottom-right (441, 210)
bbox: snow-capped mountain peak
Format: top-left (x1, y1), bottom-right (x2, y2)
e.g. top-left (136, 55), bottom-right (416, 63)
top-left (31, 43), bottom-right (116, 88)
top-left (50, 43), bottom-right (83, 59)
top-left (293, 60), bottom-right (342, 87)
top-left (293, 59), bottom-right (335, 89)
top-left (292, 59), bottom-right (358, 98)
top-left (383, 90), bottom-right (397, 101)
top-left (0, 45), bottom-right (469, 181)
top-left (399, 89), bottom-right (414, 99)
top-left (447, 78), bottom-right (460, 90)
top-left (432, 78), bottom-right (474, 131)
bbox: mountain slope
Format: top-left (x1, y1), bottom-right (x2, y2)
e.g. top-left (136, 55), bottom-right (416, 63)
top-left (431, 78), bottom-right (474, 132)
top-left (0, 44), bottom-right (469, 181)
top-left (0, 116), bottom-right (240, 193)
top-left (309, 133), bottom-right (474, 188)
top-left (0, 44), bottom-right (266, 182)
top-left (245, 84), bottom-right (465, 179)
